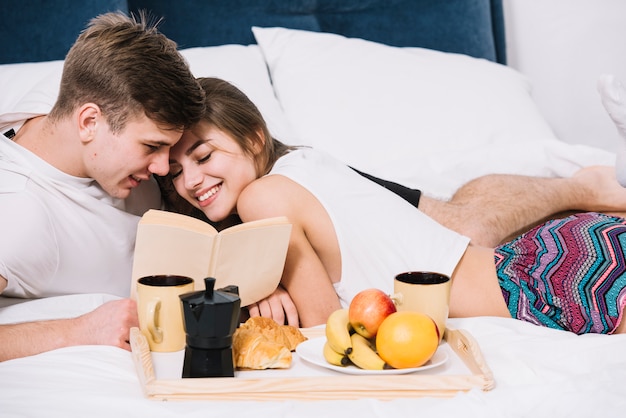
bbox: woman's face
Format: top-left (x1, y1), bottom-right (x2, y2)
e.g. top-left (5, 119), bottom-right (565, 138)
top-left (168, 121), bottom-right (258, 222)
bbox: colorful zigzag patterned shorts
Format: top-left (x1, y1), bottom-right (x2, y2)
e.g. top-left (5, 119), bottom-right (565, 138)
top-left (494, 212), bottom-right (626, 334)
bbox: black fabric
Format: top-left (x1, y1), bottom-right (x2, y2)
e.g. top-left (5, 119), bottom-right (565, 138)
top-left (351, 167), bottom-right (421, 208)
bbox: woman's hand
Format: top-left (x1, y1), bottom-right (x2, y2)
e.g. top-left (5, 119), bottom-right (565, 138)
top-left (246, 286), bottom-right (299, 327)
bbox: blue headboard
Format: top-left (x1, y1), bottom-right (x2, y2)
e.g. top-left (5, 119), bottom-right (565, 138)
top-left (1, 0), bottom-right (505, 65)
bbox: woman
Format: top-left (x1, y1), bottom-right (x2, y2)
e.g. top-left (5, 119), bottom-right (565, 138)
top-left (164, 77), bottom-right (626, 334)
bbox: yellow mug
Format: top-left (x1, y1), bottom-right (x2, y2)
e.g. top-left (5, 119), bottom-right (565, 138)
top-left (136, 275), bottom-right (194, 352)
top-left (391, 271), bottom-right (451, 342)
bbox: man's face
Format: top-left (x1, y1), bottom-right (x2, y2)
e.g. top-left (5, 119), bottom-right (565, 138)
top-left (84, 113), bottom-right (182, 199)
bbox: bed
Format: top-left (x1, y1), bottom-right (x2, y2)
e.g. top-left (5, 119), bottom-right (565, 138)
top-left (2, 1), bottom-right (625, 416)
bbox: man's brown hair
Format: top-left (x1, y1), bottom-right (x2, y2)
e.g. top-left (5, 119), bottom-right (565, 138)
top-left (49, 11), bottom-right (204, 133)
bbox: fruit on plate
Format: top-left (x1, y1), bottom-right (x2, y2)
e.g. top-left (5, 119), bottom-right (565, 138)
top-left (322, 341), bottom-right (350, 367)
top-left (348, 288), bottom-right (397, 338)
top-left (375, 311), bottom-right (439, 369)
top-left (325, 308), bottom-right (353, 355)
top-left (347, 332), bottom-right (389, 370)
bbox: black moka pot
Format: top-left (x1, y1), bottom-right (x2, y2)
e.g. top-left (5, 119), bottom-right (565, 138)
top-left (179, 277), bottom-right (241, 378)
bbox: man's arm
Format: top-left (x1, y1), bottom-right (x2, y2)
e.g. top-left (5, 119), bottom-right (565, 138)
top-left (0, 298), bottom-right (138, 362)
top-left (419, 166), bottom-right (626, 247)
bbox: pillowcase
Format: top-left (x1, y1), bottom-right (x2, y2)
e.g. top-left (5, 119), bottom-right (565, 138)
top-left (0, 44), bottom-right (296, 144)
top-left (0, 60), bottom-right (64, 118)
top-left (252, 27), bottom-right (615, 197)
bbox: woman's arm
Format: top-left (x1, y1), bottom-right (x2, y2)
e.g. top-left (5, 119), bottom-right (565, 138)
top-left (278, 220), bottom-right (342, 327)
top-left (237, 175), bottom-right (342, 327)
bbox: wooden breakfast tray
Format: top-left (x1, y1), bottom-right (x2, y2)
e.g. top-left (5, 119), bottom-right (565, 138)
top-left (130, 326), bottom-right (494, 401)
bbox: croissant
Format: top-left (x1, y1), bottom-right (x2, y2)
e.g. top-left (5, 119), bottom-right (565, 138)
top-left (232, 317), bottom-right (308, 369)
top-left (279, 323), bottom-right (308, 351)
top-left (232, 328), bottom-right (292, 369)
top-left (238, 316), bottom-right (308, 351)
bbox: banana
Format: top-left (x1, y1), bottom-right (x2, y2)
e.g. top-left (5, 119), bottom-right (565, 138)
top-left (348, 333), bottom-right (389, 370)
top-left (325, 308), bottom-right (353, 355)
top-left (323, 341), bottom-right (350, 367)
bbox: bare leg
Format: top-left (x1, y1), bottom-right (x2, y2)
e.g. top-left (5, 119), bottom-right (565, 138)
top-left (420, 166), bottom-right (626, 247)
top-left (615, 317), bottom-right (626, 334)
top-left (597, 74), bottom-right (626, 186)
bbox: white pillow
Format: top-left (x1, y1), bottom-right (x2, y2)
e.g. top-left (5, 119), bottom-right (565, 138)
top-left (0, 60), bottom-right (63, 117)
top-left (0, 45), bottom-right (296, 143)
top-left (252, 27), bottom-right (608, 196)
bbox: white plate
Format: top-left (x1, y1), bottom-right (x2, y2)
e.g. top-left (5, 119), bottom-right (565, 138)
top-left (296, 337), bottom-right (448, 375)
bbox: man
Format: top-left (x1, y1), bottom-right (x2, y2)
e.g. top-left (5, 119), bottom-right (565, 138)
top-left (0, 11), bottom-right (205, 361)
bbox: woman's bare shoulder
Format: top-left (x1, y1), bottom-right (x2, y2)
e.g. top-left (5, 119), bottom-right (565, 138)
top-left (237, 174), bottom-right (313, 221)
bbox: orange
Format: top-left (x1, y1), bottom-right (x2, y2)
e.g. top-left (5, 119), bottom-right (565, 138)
top-left (375, 311), bottom-right (439, 369)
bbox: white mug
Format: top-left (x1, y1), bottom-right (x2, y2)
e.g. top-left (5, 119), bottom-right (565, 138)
top-left (392, 271), bottom-right (451, 342)
top-left (136, 275), bottom-right (194, 352)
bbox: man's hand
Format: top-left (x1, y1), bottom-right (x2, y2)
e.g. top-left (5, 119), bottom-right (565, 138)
top-left (246, 286), bottom-right (300, 327)
top-left (0, 298), bottom-right (139, 362)
top-left (75, 298), bottom-right (139, 351)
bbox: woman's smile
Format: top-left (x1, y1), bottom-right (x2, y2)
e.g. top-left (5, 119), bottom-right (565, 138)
top-left (197, 182), bottom-right (222, 206)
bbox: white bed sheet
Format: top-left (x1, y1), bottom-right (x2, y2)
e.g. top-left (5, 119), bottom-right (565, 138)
top-left (1, 294), bottom-right (625, 418)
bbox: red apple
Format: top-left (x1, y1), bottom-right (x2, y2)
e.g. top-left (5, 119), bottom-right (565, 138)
top-left (348, 288), bottom-right (397, 338)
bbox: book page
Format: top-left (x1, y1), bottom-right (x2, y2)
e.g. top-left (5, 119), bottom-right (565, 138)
top-left (130, 221), bottom-right (216, 299)
top-left (217, 216), bottom-right (289, 233)
top-left (210, 220), bottom-right (292, 307)
top-left (137, 209), bottom-right (218, 234)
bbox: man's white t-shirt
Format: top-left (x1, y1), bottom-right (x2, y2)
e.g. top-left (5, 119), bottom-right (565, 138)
top-left (0, 133), bottom-right (161, 298)
top-left (268, 148), bottom-right (470, 307)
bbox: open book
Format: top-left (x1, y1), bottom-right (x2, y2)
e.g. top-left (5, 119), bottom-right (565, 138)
top-left (130, 209), bottom-right (292, 306)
